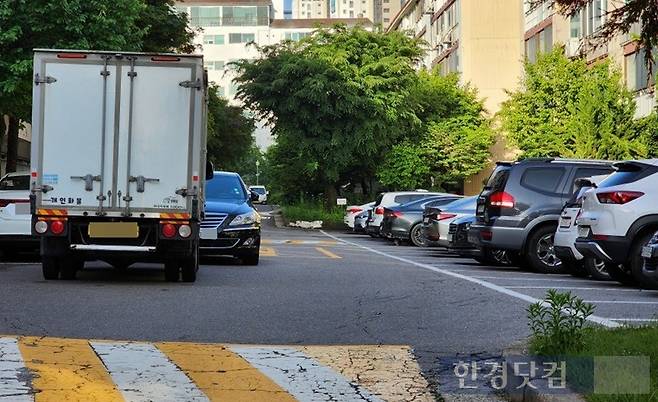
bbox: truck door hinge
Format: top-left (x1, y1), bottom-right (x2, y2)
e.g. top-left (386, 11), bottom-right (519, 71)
top-left (34, 74), bottom-right (57, 85)
top-left (179, 79), bottom-right (202, 90)
top-left (70, 174), bottom-right (101, 191)
top-left (32, 184), bottom-right (53, 194)
top-left (130, 176), bottom-right (159, 193)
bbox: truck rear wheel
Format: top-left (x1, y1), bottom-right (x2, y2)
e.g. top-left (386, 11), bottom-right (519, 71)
top-left (164, 261), bottom-right (180, 282)
top-left (181, 250), bottom-right (199, 283)
top-left (42, 259), bottom-right (60, 280)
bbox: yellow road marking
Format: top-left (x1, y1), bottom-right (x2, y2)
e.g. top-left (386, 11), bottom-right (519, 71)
top-left (287, 240), bottom-right (305, 245)
top-left (261, 239), bottom-right (273, 245)
top-left (18, 336), bottom-right (124, 402)
top-left (158, 342), bottom-right (295, 402)
top-left (260, 247), bottom-right (277, 257)
top-left (315, 247), bottom-right (341, 259)
top-left (302, 345), bottom-right (434, 402)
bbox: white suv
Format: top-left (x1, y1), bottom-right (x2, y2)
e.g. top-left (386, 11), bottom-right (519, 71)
top-left (0, 172), bottom-right (33, 254)
top-left (575, 160), bottom-right (658, 289)
top-left (366, 191), bottom-right (448, 237)
top-left (554, 175), bottom-right (609, 280)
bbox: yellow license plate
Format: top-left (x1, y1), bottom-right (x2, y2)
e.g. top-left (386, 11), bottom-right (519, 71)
top-left (88, 222), bottom-right (139, 238)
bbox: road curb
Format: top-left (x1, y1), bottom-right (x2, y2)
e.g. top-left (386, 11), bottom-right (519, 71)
top-left (503, 341), bottom-right (586, 402)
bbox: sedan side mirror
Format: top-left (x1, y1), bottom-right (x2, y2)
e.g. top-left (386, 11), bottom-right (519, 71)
top-left (206, 160), bottom-right (214, 180)
top-left (250, 190), bottom-right (260, 202)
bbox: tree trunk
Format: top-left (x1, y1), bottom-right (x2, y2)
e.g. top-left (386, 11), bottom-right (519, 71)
top-left (324, 184), bottom-right (337, 210)
top-left (6, 115), bottom-right (19, 173)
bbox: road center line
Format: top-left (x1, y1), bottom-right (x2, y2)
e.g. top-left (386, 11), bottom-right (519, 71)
top-left (0, 337), bottom-right (33, 402)
top-left (321, 230), bottom-right (621, 328)
top-left (315, 247), bottom-right (342, 259)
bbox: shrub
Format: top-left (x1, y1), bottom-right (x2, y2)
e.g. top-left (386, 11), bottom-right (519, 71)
top-left (528, 289), bottom-right (595, 355)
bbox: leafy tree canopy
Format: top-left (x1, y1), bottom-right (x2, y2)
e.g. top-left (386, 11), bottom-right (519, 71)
top-left (234, 26), bottom-right (424, 202)
top-left (500, 48), bottom-right (647, 160)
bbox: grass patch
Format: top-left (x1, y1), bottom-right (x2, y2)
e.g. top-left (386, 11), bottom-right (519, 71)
top-left (280, 202), bottom-right (345, 228)
top-left (531, 325), bottom-right (658, 401)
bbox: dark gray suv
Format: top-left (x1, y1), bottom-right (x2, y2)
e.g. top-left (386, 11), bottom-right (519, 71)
top-left (468, 158), bottom-right (614, 273)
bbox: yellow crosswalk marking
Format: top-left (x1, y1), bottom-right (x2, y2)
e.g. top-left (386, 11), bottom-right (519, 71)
top-left (315, 247), bottom-right (341, 259)
top-left (260, 247), bottom-right (277, 256)
top-left (19, 336), bottom-right (124, 402)
top-left (158, 342), bottom-right (296, 402)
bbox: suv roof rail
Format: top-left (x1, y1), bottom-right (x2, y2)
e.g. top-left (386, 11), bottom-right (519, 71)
top-left (517, 157), bottom-right (554, 163)
top-left (516, 157), bottom-right (614, 165)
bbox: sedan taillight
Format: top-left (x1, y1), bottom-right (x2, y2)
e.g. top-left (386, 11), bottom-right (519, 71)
top-left (375, 207), bottom-right (384, 215)
top-left (438, 213), bottom-right (457, 220)
top-left (596, 191), bottom-right (644, 204)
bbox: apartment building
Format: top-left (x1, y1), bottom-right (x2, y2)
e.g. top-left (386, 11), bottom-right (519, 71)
top-left (292, 0), bottom-right (329, 18)
top-left (387, 0), bottom-right (524, 194)
top-left (177, 0), bottom-right (371, 149)
top-left (333, 0), bottom-right (373, 20)
top-left (524, 0), bottom-right (655, 118)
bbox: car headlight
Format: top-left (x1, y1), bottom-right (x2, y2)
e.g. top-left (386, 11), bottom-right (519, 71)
top-left (229, 211), bottom-right (260, 226)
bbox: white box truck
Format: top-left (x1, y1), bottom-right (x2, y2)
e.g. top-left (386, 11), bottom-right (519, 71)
top-left (29, 49), bottom-right (210, 282)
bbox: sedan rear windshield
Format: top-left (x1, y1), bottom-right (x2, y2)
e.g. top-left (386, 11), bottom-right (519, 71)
top-left (0, 175), bottom-right (29, 190)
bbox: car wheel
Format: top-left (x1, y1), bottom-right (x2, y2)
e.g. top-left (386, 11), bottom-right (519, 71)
top-left (629, 232), bottom-right (658, 289)
top-left (409, 224), bottom-right (426, 247)
top-left (181, 250), bottom-right (198, 283)
top-left (42, 258), bottom-right (60, 280)
top-left (526, 225), bottom-right (566, 274)
top-left (605, 263), bottom-right (635, 286)
top-left (164, 261), bottom-right (180, 282)
top-left (242, 250), bottom-right (259, 265)
top-left (60, 256), bottom-right (83, 280)
top-left (583, 257), bottom-right (609, 281)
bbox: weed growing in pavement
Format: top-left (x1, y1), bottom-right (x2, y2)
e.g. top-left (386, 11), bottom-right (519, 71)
top-left (527, 289), bottom-right (595, 355)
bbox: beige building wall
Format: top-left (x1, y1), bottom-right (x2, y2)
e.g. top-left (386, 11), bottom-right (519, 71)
top-left (293, 0), bottom-right (329, 18)
top-left (459, 0), bottom-right (524, 195)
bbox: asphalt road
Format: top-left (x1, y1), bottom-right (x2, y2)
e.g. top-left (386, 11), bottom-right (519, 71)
top-left (1, 205), bottom-right (656, 400)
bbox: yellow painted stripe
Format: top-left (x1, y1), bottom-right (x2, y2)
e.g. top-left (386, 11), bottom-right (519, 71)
top-left (302, 345), bottom-right (434, 402)
top-left (318, 240), bottom-right (338, 246)
top-left (315, 247), bottom-right (341, 259)
top-left (287, 240), bottom-right (305, 245)
top-left (18, 336), bottom-right (124, 402)
top-left (261, 239), bottom-right (272, 245)
top-left (260, 247), bottom-right (277, 257)
top-left (158, 342), bottom-right (296, 402)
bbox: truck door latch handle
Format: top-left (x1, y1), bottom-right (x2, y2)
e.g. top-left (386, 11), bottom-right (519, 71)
top-left (70, 174), bottom-right (101, 191)
top-left (129, 176), bottom-right (159, 193)
top-left (179, 79), bottom-right (202, 90)
top-left (31, 185), bottom-right (54, 194)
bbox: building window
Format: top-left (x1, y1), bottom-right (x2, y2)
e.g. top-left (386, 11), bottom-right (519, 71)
top-left (525, 28), bottom-right (553, 63)
top-left (350, 10), bottom-right (354, 17)
top-left (203, 35), bottom-right (225, 45)
top-left (284, 32), bottom-right (310, 41)
top-left (625, 47), bottom-right (656, 91)
top-left (222, 6), bottom-right (269, 26)
top-left (190, 6), bottom-right (221, 27)
top-left (205, 61), bottom-right (226, 70)
top-left (570, 13), bottom-right (581, 38)
top-left (383, 17), bottom-right (389, 22)
top-left (229, 33), bottom-right (256, 43)
top-left (383, 7), bottom-right (389, 12)
top-left (571, 0), bottom-right (606, 38)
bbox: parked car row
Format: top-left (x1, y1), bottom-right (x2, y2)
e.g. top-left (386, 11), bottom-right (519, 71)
top-left (344, 157), bottom-right (658, 290)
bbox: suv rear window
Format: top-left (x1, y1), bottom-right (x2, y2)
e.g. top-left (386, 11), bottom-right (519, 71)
top-left (0, 175), bottom-right (29, 191)
top-left (484, 166), bottom-right (510, 190)
top-left (599, 162), bottom-right (658, 188)
top-left (520, 167), bottom-right (565, 193)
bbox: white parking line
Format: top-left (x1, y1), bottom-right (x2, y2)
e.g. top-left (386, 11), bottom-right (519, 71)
top-left (321, 231), bottom-right (622, 328)
top-left (231, 346), bottom-right (382, 402)
top-left (583, 300), bottom-right (658, 304)
top-left (505, 286), bottom-right (658, 293)
top-left (91, 341), bottom-right (209, 402)
top-left (0, 337), bottom-right (33, 402)
top-left (609, 318), bottom-right (658, 322)
top-left (470, 276), bottom-right (595, 282)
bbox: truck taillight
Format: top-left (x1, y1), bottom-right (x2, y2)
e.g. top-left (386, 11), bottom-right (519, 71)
top-left (489, 191), bottom-right (515, 208)
top-left (162, 224), bottom-right (177, 238)
top-left (35, 220), bottom-right (48, 234)
top-left (178, 225), bottom-right (192, 238)
top-left (375, 207), bottom-right (384, 215)
top-left (151, 56), bottom-right (181, 62)
top-left (57, 53), bottom-right (87, 59)
top-left (597, 191), bottom-right (644, 204)
top-left (50, 220), bottom-right (66, 235)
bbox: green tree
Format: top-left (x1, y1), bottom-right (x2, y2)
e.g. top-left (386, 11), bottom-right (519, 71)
top-left (500, 48), bottom-right (647, 160)
top-left (376, 72), bottom-right (494, 191)
top-left (0, 0), bottom-right (195, 172)
top-left (234, 25), bottom-right (423, 205)
top-left (206, 84), bottom-right (256, 172)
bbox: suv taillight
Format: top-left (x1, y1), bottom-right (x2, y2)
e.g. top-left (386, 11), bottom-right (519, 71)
top-left (489, 191), bottom-right (515, 208)
top-left (375, 207), bottom-right (384, 215)
top-left (597, 191), bottom-right (644, 204)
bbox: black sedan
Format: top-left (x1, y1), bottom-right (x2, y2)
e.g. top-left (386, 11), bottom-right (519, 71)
top-left (380, 195), bottom-right (461, 247)
top-left (200, 171), bottom-right (261, 265)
